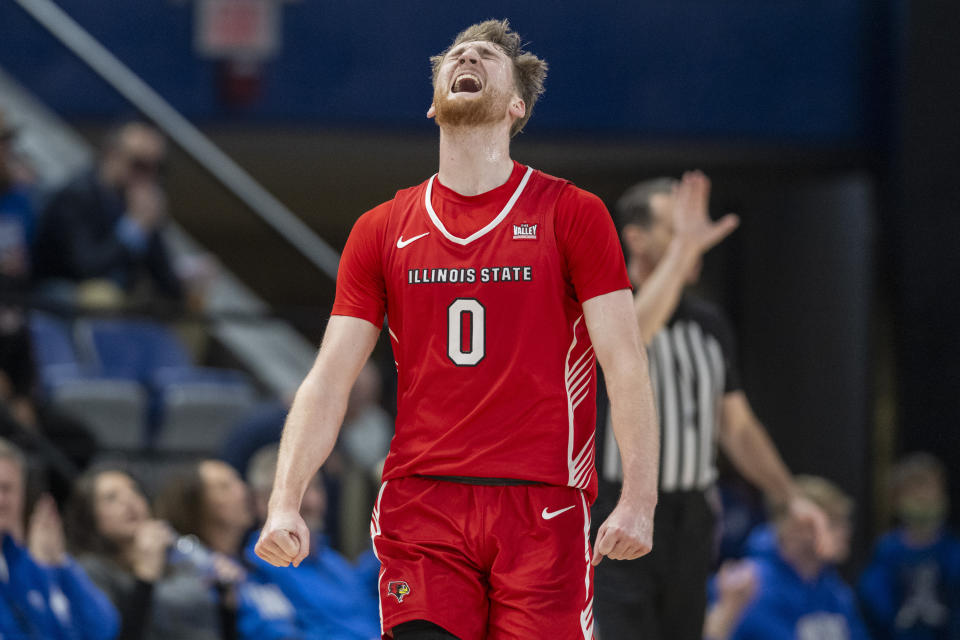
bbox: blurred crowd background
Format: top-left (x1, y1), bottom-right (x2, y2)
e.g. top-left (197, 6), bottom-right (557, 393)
top-left (0, 1), bottom-right (957, 638)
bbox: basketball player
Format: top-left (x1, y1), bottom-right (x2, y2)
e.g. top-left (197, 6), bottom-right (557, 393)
top-left (255, 19), bottom-right (659, 640)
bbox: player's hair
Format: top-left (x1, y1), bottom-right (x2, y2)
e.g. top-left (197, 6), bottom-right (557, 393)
top-left (615, 177), bottom-right (677, 230)
top-left (769, 475), bottom-right (852, 523)
top-left (246, 444), bottom-right (279, 494)
top-left (430, 19), bottom-right (547, 137)
top-left (889, 452), bottom-right (946, 497)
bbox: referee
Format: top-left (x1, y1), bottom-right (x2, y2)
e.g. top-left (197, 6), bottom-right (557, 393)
top-left (592, 171), bottom-right (830, 640)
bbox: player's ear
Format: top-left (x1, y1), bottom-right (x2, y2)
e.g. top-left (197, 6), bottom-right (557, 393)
top-left (509, 97), bottom-right (526, 121)
top-left (427, 103), bottom-right (437, 119)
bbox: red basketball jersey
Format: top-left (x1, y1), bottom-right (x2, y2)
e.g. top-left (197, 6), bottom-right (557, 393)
top-left (333, 162), bottom-right (629, 502)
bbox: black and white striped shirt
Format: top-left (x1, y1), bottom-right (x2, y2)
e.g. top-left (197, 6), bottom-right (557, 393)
top-left (596, 295), bottom-right (741, 494)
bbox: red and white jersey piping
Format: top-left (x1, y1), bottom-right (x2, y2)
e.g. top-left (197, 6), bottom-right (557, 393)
top-left (565, 314), bottom-right (597, 490)
top-left (424, 166), bottom-right (535, 245)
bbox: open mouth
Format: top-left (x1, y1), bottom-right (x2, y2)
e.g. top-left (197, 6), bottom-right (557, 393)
top-left (452, 72), bottom-right (483, 93)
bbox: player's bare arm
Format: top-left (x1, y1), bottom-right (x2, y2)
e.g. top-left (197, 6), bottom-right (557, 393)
top-left (630, 171), bottom-right (739, 343)
top-left (255, 315), bottom-right (380, 567)
top-left (585, 289), bottom-right (659, 565)
top-left (719, 391), bottom-right (832, 557)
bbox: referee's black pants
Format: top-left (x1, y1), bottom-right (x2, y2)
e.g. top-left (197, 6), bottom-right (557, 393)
top-left (592, 489), bottom-right (716, 640)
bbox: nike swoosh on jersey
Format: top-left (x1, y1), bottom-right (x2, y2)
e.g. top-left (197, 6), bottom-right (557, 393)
top-left (397, 232), bottom-right (430, 248)
top-left (541, 505), bottom-right (576, 520)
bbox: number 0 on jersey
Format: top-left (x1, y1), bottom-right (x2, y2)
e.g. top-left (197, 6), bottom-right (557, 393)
top-left (447, 298), bottom-right (485, 366)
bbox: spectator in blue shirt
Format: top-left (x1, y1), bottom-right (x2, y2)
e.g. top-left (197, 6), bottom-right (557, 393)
top-left (0, 437), bottom-right (118, 640)
top-left (859, 453), bottom-right (960, 640)
top-left (67, 466), bottom-right (254, 640)
top-left (246, 444), bottom-right (381, 640)
top-left (705, 475), bottom-right (870, 640)
top-left (155, 459), bottom-right (303, 640)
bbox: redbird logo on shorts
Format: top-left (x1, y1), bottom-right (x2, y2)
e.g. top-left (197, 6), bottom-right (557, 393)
top-left (387, 580), bottom-right (411, 603)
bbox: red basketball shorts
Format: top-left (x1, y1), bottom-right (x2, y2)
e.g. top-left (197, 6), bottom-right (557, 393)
top-left (370, 476), bottom-right (595, 640)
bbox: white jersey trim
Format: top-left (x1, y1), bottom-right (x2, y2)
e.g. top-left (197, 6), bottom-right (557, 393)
top-left (579, 491), bottom-right (594, 639)
top-left (370, 481), bottom-right (388, 636)
top-left (565, 314), bottom-right (596, 487)
top-left (424, 166), bottom-right (535, 245)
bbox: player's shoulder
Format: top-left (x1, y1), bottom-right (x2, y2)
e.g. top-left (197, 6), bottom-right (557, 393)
top-left (533, 172), bottom-right (609, 225)
top-left (548, 176), bottom-right (606, 212)
top-left (351, 199), bottom-right (394, 232)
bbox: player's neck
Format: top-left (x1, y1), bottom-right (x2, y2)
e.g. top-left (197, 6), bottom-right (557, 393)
top-left (436, 124), bottom-right (514, 196)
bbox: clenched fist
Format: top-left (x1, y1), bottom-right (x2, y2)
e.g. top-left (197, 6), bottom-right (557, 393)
top-left (254, 508), bottom-right (311, 568)
top-left (591, 500), bottom-right (655, 566)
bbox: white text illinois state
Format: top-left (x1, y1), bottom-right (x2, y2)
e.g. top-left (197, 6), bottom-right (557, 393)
top-left (407, 266), bottom-right (534, 285)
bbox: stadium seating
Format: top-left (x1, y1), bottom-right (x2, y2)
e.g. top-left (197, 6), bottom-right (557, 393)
top-left (30, 313), bottom-right (257, 452)
top-left (76, 318), bottom-right (256, 452)
top-left (29, 312), bottom-right (147, 450)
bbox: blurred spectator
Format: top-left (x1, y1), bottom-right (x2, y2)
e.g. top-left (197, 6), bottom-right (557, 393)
top-left (0, 363), bottom-right (98, 507)
top-left (704, 560), bottom-right (759, 640)
top-left (219, 400), bottom-right (288, 480)
top-left (66, 465), bottom-right (245, 640)
top-left (716, 475), bottom-right (767, 563)
top-left (0, 108), bottom-right (39, 418)
top-left (0, 112), bottom-right (98, 499)
top-left (0, 437), bottom-right (119, 639)
top-left (32, 121), bottom-right (211, 309)
top-left (155, 459), bottom-right (302, 640)
top-left (0, 111), bottom-right (37, 189)
top-left (858, 453), bottom-right (960, 639)
top-left (0, 109), bottom-right (34, 304)
top-left (705, 475), bottom-right (869, 640)
top-left (245, 444), bottom-right (380, 640)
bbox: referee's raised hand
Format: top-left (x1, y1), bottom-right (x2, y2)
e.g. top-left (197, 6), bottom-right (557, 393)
top-left (672, 170), bottom-right (739, 257)
top-left (255, 508), bottom-right (311, 568)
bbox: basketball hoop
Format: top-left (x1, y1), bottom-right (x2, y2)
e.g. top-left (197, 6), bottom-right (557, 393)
top-left (195, 0), bottom-right (279, 62)
top-left (193, 0), bottom-right (284, 106)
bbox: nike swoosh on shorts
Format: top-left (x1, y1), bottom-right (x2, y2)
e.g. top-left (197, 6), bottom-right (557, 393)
top-left (541, 505), bottom-right (576, 520)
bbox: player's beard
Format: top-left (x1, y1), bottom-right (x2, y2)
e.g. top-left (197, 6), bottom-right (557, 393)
top-left (432, 81), bottom-right (511, 130)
